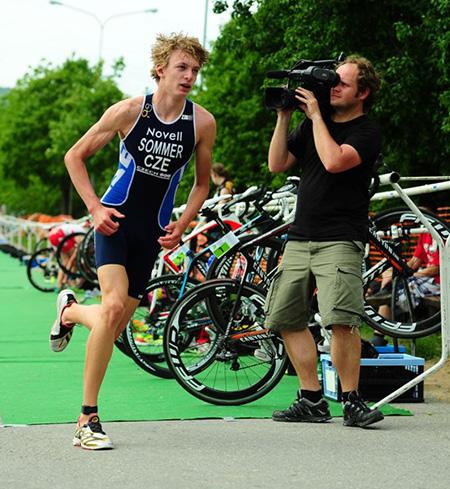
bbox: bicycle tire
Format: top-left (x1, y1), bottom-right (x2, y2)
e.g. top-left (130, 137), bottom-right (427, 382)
top-left (55, 232), bottom-right (85, 278)
top-left (364, 207), bottom-right (449, 338)
top-left (122, 274), bottom-right (200, 378)
top-left (164, 278), bottom-right (287, 405)
top-left (76, 227), bottom-right (98, 285)
top-left (33, 236), bottom-right (49, 253)
top-left (114, 331), bottom-right (133, 358)
top-left (26, 247), bottom-right (58, 292)
top-left (206, 235), bottom-right (284, 287)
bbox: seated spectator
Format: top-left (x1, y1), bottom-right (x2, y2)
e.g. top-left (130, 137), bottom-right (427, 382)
top-left (372, 229), bottom-right (440, 346)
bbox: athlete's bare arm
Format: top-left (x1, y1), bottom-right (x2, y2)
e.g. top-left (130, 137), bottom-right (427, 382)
top-left (158, 104), bottom-right (216, 249)
top-left (64, 96), bottom-right (143, 235)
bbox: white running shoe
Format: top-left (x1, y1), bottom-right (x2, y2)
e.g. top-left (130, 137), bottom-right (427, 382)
top-left (73, 416), bottom-right (114, 450)
top-left (49, 289), bottom-right (77, 352)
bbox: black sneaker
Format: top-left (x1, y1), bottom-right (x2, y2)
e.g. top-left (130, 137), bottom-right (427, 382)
top-left (343, 392), bottom-right (384, 428)
top-left (272, 397), bottom-right (331, 423)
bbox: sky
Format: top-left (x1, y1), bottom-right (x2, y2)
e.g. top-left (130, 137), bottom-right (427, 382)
top-left (0, 0), bottom-right (232, 95)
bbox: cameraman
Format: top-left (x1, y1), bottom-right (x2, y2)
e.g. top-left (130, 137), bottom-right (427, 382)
top-left (266, 56), bottom-right (383, 428)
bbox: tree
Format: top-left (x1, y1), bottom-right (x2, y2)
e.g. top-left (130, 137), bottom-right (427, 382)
top-left (0, 58), bottom-right (124, 216)
top-left (199, 0), bottom-right (450, 194)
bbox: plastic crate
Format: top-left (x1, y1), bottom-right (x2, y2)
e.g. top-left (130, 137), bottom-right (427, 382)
top-left (375, 345), bottom-right (406, 353)
top-left (321, 353), bottom-right (425, 403)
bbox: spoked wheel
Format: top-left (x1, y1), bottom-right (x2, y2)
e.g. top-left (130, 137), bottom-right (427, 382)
top-left (164, 279), bottom-right (287, 405)
top-left (364, 207), bottom-right (449, 338)
top-left (122, 274), bottom-right (199, 378)
top-left (26, 247), bottom-right (59, 292)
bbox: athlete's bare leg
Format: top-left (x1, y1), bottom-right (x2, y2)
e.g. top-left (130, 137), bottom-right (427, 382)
top-left (62, 264), bottom-right (139, 425)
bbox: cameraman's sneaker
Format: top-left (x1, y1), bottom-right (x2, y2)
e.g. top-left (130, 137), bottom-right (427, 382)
top-left (73, 415), bottom-right (113, 450)
top-left (272, 396), bottom-right (331, 423)
top-left (50, 289), bottom-right (77, 352)
top-left (343, 392), bottom-right (384, 428)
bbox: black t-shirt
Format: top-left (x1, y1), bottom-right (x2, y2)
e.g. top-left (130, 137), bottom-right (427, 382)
top-left (287, 114), bottom-right (381, 242)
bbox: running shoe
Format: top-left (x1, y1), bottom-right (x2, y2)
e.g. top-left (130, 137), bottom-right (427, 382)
top-left (73, 415), bottom-right (113, 450)
top-left (49, 289), bottom-right (77, 352)
top-left (272, 396), bottom-right (331, 423)
top-left (343, 392), bottom-right (384, 428)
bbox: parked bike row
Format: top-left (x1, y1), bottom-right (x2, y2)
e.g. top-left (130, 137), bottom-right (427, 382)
top-left (19, 176), bottom-right (450, 405)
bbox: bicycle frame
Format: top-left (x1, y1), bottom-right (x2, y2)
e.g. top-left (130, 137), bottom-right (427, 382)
top-left (215, 203), bottom-right (449, 345)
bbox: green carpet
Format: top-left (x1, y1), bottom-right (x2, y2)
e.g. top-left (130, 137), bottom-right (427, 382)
top-left (0, 251), bottom-right (411, 425)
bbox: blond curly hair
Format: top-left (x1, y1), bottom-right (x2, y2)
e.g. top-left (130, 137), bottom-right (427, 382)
top-left (151, 32), bottom-right (209, 81)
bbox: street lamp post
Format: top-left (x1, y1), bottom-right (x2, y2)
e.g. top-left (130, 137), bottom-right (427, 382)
top-left (49, 1), bottom-right (157, 61)
top-left (203, 0), bottom-right (209, 48)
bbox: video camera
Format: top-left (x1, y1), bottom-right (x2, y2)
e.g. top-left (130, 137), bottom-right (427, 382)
top-left (264, 53), bottom-right (345, 111)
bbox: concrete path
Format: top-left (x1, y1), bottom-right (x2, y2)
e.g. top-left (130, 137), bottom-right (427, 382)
top-left (1, 400), bottom-right (450, 489)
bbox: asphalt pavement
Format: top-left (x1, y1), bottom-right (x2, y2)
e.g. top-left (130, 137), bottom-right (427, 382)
top-left (1, 400), bottom-right (450, 489)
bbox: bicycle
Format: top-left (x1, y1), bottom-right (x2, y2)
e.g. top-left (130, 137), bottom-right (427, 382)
top-left (120, 183), bottom-right (296, 378)
top-left (162, 202), bottom-right (449, 405)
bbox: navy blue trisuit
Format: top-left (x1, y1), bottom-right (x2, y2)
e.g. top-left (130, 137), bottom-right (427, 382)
top-left (95, 94), bottom-right (197, 299)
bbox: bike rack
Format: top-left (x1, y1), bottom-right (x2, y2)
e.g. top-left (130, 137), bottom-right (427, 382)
top-left (372, 172), bottom-right (450, 409)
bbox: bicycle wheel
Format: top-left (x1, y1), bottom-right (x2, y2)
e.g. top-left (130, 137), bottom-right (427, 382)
top-left (76, 227), bottom-right (98, 285)
top-left (56, 232), bottom-right (85, 277)
top-left (26, 247), bottom-right (58, 292)
top-left (164, 279), bottom-right (287, 405)
top-left (206, 235), bottom-right (284, 287)
top-left (33, 236), bottom-right (49, 252)
top-left (122, 274), bottom-right (199, 378)
top-left (364, 207), bottom-right (449, 338)
top-left (114, 331), bottom-right (133, 358)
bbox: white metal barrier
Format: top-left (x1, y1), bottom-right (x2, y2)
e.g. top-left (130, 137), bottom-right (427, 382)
top-left (372, 173), bottom-right (450, 409)
top-left (1, 173), bottom-right (449, 255)
top-left (0, 215), bottom-right (89, 254)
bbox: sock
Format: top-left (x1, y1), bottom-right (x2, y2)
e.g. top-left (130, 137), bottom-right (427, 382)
top-left (81, 405), bottom-right (98, 416)
top-left (300, 389), bottom-right (323, 403)
top-left (342, 390), bottom-right (359, 403)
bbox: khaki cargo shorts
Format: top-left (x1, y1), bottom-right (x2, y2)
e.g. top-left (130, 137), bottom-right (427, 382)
top-left (264, 240), bottom-right (365, 331)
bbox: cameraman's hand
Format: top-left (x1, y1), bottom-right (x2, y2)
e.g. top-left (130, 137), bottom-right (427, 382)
top-left (295, 87), bottom-right (322, 122)
top-left (276, 106), bottom-right (295, 117)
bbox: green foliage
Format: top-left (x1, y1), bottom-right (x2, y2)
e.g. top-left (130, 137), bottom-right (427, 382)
top-left (200, 0), bottom-right (450, 196)
top-left (0, 58), bottom-right (124, 216)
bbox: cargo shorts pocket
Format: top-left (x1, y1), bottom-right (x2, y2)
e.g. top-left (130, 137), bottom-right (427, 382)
top-left (264, 268), bottom-right (283, 317)
top-left (333, 265), bottom-right (364, 315)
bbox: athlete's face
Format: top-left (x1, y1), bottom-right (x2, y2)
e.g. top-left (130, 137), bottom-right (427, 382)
top-left (157, 50), bottom-right (200, 96)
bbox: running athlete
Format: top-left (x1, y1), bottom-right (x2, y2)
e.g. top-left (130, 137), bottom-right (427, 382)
top-left (49, 33), bottom-right (216, 450)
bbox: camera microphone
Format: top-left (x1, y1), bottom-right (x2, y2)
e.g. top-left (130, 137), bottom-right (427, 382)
top-left (266, 70), bottom-right (290, 79)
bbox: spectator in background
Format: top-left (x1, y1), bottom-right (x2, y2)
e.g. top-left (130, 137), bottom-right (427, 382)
top-left (371, 199), bottom-right (441, 345)
top-left (211, 162), bottom-right (235, 199)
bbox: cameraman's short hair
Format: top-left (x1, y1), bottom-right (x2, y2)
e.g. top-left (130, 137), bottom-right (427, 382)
top-left (339, 55), bottom-right (381, 112)
top-left (151, 33), bottom-right (209, 81)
